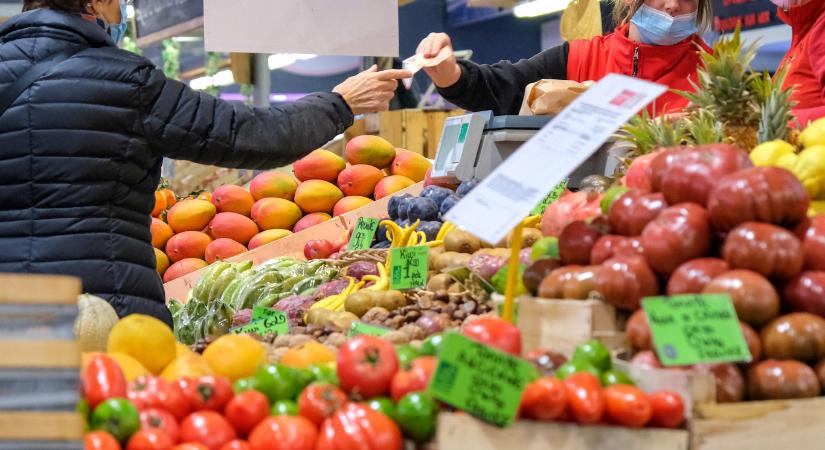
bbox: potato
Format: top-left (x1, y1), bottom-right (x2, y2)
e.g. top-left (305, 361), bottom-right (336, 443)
top-left (345, 291), bottom-right (377, 317)
top-left (427, 273), bottom-right (455, 292)
top-left (306, 308), bottom-right (335, 326)
top-left (331, 311), bottom-right (359, 332)
top-left (376, 291), bottom-right (405, 311)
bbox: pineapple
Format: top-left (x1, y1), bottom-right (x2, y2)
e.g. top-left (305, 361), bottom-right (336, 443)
top-left (618, 109), bottom-right (687, 168)
top-left (684, 109), bottom-right (724, 145)
top-left (752, 67), bottom-right (797, 144)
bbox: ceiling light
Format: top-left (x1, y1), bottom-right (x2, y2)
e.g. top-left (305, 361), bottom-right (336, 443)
top-left (190, 69), bottom-right (234, 90)
top-left (513, 0), bottom-right (570, 18)
top-left (126, 4), bottom-right (135, 19)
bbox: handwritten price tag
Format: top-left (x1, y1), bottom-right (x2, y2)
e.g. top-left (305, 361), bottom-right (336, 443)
top-left (389, 246), bottom-right (429, 290)
top-left (348, 321), bottom-right (391, 338)
top-left (347, 217), bottom-right (380, 252)
top-left (230, 307), bottom-right (289, 336)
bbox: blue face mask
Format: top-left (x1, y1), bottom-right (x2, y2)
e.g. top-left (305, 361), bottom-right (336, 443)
top-left (630, 4), bottom-right (698, 46)
top-left (96, 1), bottom-right (129, 45)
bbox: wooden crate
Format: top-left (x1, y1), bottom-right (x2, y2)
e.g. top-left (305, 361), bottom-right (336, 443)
top-left (690, 397), bottom-right (825, 450)
top-left (377, 109), bottom-right (464, 158)
top-left (167, 160), bottom-right (255, 195)
top-left (437, 413), bottom-right (689, 450)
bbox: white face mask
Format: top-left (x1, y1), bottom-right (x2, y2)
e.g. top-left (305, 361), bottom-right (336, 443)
top-left (769, 0), bottom-right (808, 8)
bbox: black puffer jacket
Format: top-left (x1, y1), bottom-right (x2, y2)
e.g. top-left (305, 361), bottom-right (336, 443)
top-left (0, 10), bottom-right (353, 326)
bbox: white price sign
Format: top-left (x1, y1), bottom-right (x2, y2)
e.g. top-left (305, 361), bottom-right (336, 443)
top-left (444, 74), bottom-right (667, 244)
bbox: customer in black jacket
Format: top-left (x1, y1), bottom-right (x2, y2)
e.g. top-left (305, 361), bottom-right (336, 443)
top-left (0, 0), bottom-right (409, 326)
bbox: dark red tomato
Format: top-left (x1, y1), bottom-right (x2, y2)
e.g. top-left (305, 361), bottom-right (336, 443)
top-left (390, 356), bottom-right (437, 402)
top-left (648, 391), bottom-right (685, 428)
top-left (604, 385), bottom-right (652, 428)
top-left (642, 203), bottom-right (711, 274)
top-left (562, 372), bottom-right (605, 424)
top-left (608, 191), bottom-right (667, 236)
top-left (694, 363), bottom-right (745, 403)
top-left (784, 271), bottom-right (825, 318)
top-left (631, 350), bottom-right (663, 369)
top-left (722, 222), bottom-right (804, 280)
top-left (84, 431), bottom-right (122, 450)
top-left (626, 309), bottom-right (652, 351)
top-left (298, 383), bottom-right (348, 427)
top-left (590, 235), bottom-right (644, 265)
top-left (666, 258), bottom-right (730, 295)
top-left (558, 220), bottom-right (607, 265)
top-left (654, 144), bottom-right (752, 207)
top-left (648, 147), bottom-right (689, 193)
top-left (179, 411), bottom-right (237, 450)
top-left (596, 255), bottom-right (659, 311)
top-left (183, 376), bottom-right (234, 412)
top-left (219, 441), bottom-right (251, 450)
top-left (461, 316), bottom-right (522, 356)
top-left (519, 377), bottom-right (568, 421)
top-left (140, 408), bottom-right (180, 443)
top-left (224, 390), bottom-right (270, 437)
top-left (129, 376), bottom-right (190, 420)
top-left (248, 416), bottom-right (317, 450)
top-left (702, 269), bottom-right (780, 328)
top-left (126, 429), bottom-right (174, 450)
top-left (739, 321), bottom-right (762, 365)
top-left (801, 216), bottom-right (825, 270)
top-left (337, 336), bottom-right (399, 398)
top-left (83, 354), bottom-right (128, 409)
top-left (537, 265), bottom-right (601, 300)
top-left (314, 403), bottom-right (402, 450)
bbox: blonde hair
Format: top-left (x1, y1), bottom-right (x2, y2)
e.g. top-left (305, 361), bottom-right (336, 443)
top-left (613, 0), bottom-right (713, 32)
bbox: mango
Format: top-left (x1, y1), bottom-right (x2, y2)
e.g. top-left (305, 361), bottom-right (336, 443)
top-left (391, 150), bottom-right (432, 182)
top-left (374, 175), bottom-right (416, 200)
top-left (345, 135), bottom-right (396, 168)
top-left (162, 258), bottom-right (208, 283)
top-left (154, 248), bottom-right (170, 275)
top-left (167, 199), bottom-right (216, 233)
top-left (151, 217), bottom-right (173, 249)
top-left (207, 212), bottom-right (259, 245)
top-left (293, 212), bottom-right (332, 233)
top-left (337, 164), bottom-right (385, 197)
top-left (294, 180), bottom-right (344, 214)
top-left (333, 196), bottom-right (374, 216)
top-left (293, 149), bottom-right (346, 182)
top-left (248, 229), bottom-right (292, 250)
top-left (165, 231), bottom-right (212, 262)
top-left (204, 238), bottom-right (248, 263)
top-left (211, 184), bottom-right (255, 216)
top-left (252, 198), bottom-right (303, 230)
top-left (249, 171), bottom-right (299, 201)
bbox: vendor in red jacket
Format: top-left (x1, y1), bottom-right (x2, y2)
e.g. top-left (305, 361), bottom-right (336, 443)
top-left (417, 0), bottom-right (712, 115)
top-left (774, 0), bottom-right (825, 124)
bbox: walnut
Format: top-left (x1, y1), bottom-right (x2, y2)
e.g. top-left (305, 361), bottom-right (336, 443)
top-left (361, 307), bottom-right (391, 324)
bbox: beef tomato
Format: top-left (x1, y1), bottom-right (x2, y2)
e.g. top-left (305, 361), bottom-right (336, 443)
top-left (641, 203), bottom-right (711, 274)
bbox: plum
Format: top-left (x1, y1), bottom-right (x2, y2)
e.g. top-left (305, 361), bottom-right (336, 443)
top-left (457, 179), bottom-right (480, 197)
top-left (421, 186), bottom-right (454, 206)
top-left (388, 194), bottom-right (413, 221)
top-left (376, 222), bottom-right (389, 243)
top-left (407, 197), bottom-right (439, 222)
top-left (397, 199), bottom-right (413, 221)
top-left (439, 194), bottom-right (460, 217)
top-left (418, 221), bottom-right (443, 241)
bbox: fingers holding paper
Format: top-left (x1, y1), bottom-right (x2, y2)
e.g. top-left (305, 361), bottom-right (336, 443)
top-left (333, 65), bottom-right (412, 114)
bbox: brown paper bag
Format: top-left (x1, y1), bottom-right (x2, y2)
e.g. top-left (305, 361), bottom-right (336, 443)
top-left (518, 79), bottom-right (594, 116)
top-left (560, 0), bottom-right (603, 42)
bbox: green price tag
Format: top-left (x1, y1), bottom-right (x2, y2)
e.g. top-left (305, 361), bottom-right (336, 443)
top-left (348, 321), bottom-right (390, 338)
top-left (427, 333), bottom-right (536, 427)
top-left (231, 307), bottom-right (289, 336)
top-left (530, 180), bottom-right (568, 216)
top-left (347, 217), bottom-right (380, 251)
top-left (642, 294), bottom-right (752, 367)
top-left (389, 246), bottom-right (429, 290)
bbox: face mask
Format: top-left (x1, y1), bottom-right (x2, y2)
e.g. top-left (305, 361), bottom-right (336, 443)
top-left (94, 1), bottom-right (128, 44)
top-left (769, 0), bottom-right (808, 9)
top-left (631, 4), bottom-right (698, 46)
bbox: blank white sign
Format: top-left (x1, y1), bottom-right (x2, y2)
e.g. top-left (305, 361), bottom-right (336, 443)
top-left (204, 0), bottom-right (399, 57)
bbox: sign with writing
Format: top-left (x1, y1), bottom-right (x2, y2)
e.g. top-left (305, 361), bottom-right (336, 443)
top-left (348, 321), bottom-right (391, 338)
top-left (530, 180), bottom-right (568, 216)
top-left (134, 0), bottom-right (204, 46)
top-left (347, 218), bottom-right (380, 252)
top-left (711, 0), bottom-right (783, 33)
top-left (428, 333), bottom-right (536, 427)
top-left (230, 307), bottom-right (289, 336)
top-left (445, 74), bottom-right (667, 244)
top-left (642, 294), bottom-right (752, 366)
top-left (389, 246), bottom-right (429, 290)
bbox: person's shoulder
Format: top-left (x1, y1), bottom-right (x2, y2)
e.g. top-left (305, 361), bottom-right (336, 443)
top-left (74, 46), bottom-right (158, 82)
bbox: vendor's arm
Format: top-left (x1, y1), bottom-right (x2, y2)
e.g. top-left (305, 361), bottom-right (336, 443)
top-left (794, 15), bottom-right (825, 125)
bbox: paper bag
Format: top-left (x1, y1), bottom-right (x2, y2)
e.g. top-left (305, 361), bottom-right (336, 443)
top-left (560, 0), bottom-right (603, 42)
top-left (518, 79), bottom-right (594, 116)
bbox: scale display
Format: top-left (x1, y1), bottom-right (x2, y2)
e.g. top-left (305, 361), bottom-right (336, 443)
top-left (431, 113), bottom-right (485, 181)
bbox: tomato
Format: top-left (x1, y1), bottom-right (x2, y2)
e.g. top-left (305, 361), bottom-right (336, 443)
top-left (364, 397), bottom-right (396, 420)
top-left (572, 340), bottom-right (612, 372)
top-left (173, 444), bottom-right (209, 450)
top-left (784, 271), bottom-right (825, 318)
top-left (590, 235), bottom-right (645, 265)
top-left (666, 258), bottom-right (730, 295)
top-left (179, 411), bottom-right (237, 450)
top-left (562, 373), bottom-right (605, 424)
top-left (126, 429), bottom-right (174, 450)
top-left (83, 354), bottom-right (128, 408)
top-left (657, 144), bottom-right (753, 207)
top-left (315, 403), bottom-right (402, 450)
top-left (232, 378), bottom-right (258, 394)
top-left (253, 364), bottom-right (309, 404)
top-left (91, 398), bottom-right (141, 444)
top-left (140, 408), bottom-right (180, 443)
top-left (558, 220), bottom-right (606, 265)
top-left (85, 431), bottom-right (122, 450)
top-left (395, 392), bottom-right (438, 442)
top-left (702, 269), bottom-right (780, 327)
top-left (248, 416), bottom-right (317, 450)
top-left (596, 255), bottom-right (659, 311)
top-left (801, 216), bottom-right (825, 270)
top-left (519, 377), bottom-right (567, 421)
top-left (604, 385), bottom-right (651, 428)
top-left (461, 317), bottom-right (522, 356)
top-left (182, 376), bottom-right (234, 412)
top-left (298, 383), bottom-right (348, 426)
top-left (224, 390), bottom-right (270, 437)
top-left (608, 191), bottom-right (667, 236)
top-left (390, 356), bottom-right (436, 402)
top-left (395, 344), bottom-right (422, 370)
top-left (219, 441), bottom-right (251, 450)
top-left (271, 399), bottom-right (299, 416)
top-left (648, 391), bottom-right (685, 428)
top-left (641, 203), bottom-right (711, 274)
top-left (626, 309), bottom-right (652, 351)
top-left (722, 222), bottom-right (804, 280)
top-left (337, 336), bottom-right (398, 398)
top-left (537, 265), bottom-right (601, 300)
top-left (129, 376), bottom-right (190, 420)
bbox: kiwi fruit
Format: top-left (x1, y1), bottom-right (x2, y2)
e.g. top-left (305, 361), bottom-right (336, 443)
top-left (427, 273), bottom-right (455, 292)
top-left (444, 229), bottom-right (482, 254)
top-left (306, 308), bottom-right (335, 326)
top-left (508, 227), bottom-right (544, 248)
top-left (331, 311), bottom-right (359, 331)
top-left (344, 291), bottom-right (377, 317)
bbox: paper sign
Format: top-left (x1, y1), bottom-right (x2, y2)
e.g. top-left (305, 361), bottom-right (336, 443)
top-left (445, 74), bottom-right (667, 244)
top-left (530, 180), bottom-right (568, 216)
top-left (347, 218), bottom-right (380, 252)
top-left (428, 333), bottom-right (536, 427)
top-left (348, 321), bottom-right (391, 338)
top-left (642, 294), bottom-right (752, 366)
top-left (204, 0), bottom-right (399, 57)
top-left (231, 307), bottom-right (289, 336)
top-left (389, 246), bottom-right (429, 290)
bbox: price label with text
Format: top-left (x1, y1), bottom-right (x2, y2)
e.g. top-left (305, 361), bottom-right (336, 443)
top-left (389, 246), bottom-right (429, 290)
top-left (348, 321), bottom-right (391, 338)
top-left (347, 217), bottom-right (380, 251)
top-left (642, 294), bottom-right (752, 367)
top-left (230, 307), bottom-right (289, 336)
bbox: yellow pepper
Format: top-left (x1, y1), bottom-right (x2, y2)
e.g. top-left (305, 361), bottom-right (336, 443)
top-left (750, 140), bottom-right (796, 167)
top-left (809, 201), bottom-right (825, 217)
top-left (780, 145), bottom-right (825, 200)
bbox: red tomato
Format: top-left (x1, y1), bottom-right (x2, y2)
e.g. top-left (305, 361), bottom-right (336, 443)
top-left (179, 411), bottom-right (237, 450)
top-left (519, 377), bottom-right (568, 421)
top-left (126, 429), bottom-right (174, 450)
top-left (461, 317), bottom-right (522, 356)
top-left (129, 376), bottom-right (190, 420)
top-left (219, 440), bottom-right (251, 450)
top-left (172, 445), bottom-right (209, 450)
top-left (85, 431), bottom-right (122, 450)
top-left (604, 385), bottom-right (652, 428)
top-left (298, 383), bottom-right (348, 426)
top-left (649, 391), bottom-right (686, 428)
top-left (337, 336), bottom-right (398, 398)
top-left (183, 376), bottom-right (234, 412)
top-left (140, 408), bottom-right (180, 443)
top-left (562, 373), bottom-right (605, 424)
top-left (390, 356), bottom-right (437, 402)
top-left (224, 390), bottom-right (270, 437)
top-left (248, 416), bottom-right (317, 450)
top-left (315, 403), bottom-right (402, 450)
top-left (83, 354), bottom-right (128, 408)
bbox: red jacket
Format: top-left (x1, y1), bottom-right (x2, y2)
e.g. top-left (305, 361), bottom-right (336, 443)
top-left (779, 0), bottom-right (825, 124)
top-left (567, 24), bottom-right (712, 114)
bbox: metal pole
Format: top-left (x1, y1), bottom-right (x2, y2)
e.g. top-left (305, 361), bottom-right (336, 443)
top-left (252, 53), bottom-right (270, 108)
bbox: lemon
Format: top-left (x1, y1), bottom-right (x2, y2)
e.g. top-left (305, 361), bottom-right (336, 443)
top-left (203, 334), bottom-right (266, 381)
top-left (107, 314), bottom-right (176, 374)
top-left (749, 140), bottom-right (795, 167)
top-left (801, 118), bottom-right (825, 148)
top-left (160, 353), bottom-right (214, 381)
top-left (176, 342), bottom-right (195, 358)
top-left (108, 352), bottom-right (151, 382)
